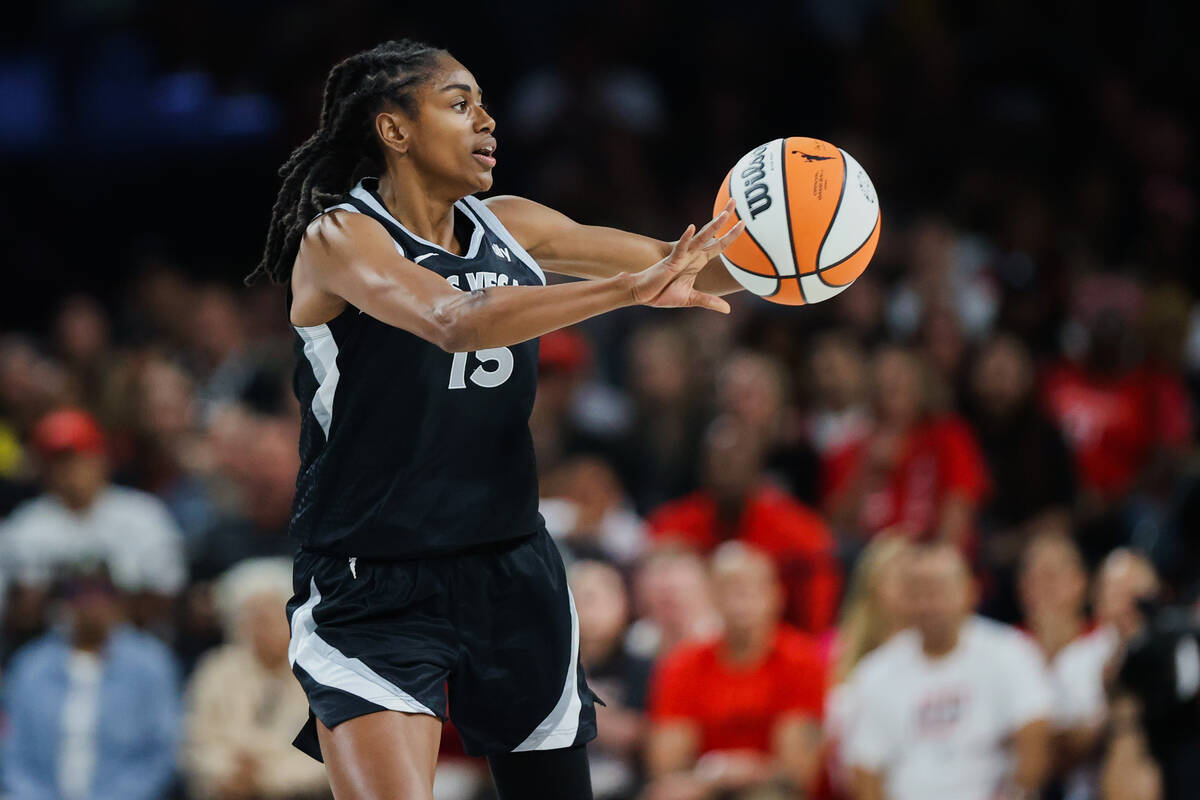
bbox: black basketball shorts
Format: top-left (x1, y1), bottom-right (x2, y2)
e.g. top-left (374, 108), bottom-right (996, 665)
top-left (286, 527), bottom-right (599, 759)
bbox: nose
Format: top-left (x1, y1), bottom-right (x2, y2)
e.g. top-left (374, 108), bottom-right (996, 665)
top-left (477, 104), bottom-right (495, 135)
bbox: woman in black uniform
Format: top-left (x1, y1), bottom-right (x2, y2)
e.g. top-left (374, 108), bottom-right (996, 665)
top-left (246, 39), bottom-right (744, 800)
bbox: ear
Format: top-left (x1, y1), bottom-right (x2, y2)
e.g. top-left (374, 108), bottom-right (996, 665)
top-left (375, 110), bottom-right (409, 157)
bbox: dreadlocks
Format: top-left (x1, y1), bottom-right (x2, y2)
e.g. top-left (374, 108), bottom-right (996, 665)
top-left (246, 39), bottom-right (448, 286)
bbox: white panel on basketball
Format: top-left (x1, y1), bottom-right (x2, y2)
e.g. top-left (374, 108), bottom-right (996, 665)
top-left (800, 273), bottom-right (853, 303)
top-left (729, 138), bottom-right (796, 276)
top-left (818, 149), bottom-right (880, 270)
top-left (720, 257), bottom-right (781, 296)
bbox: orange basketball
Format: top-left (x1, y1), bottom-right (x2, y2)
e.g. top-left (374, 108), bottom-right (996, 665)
top-left (713, 137), bottom-right (880, 305)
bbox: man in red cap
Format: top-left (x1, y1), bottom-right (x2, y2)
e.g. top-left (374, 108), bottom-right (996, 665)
top-left (0, 408), bottom-right (186, 654)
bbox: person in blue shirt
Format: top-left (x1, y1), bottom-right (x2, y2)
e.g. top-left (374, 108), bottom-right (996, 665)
top-left (1, 562), bottom-right (181, 800)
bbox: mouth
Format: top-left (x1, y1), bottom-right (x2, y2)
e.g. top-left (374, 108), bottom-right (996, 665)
top-left (472, 141), bottom-right (497, 169)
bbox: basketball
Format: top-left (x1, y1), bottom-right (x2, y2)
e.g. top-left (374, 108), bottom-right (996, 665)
top-left (713, 137), bottom-right (880, 305)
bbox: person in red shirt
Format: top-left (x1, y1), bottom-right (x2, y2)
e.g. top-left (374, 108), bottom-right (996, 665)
top-left (645, 542), bottom-right (825, 800)
top-left (647, 415), bottom-right (841, 634)
top-left (822, 346), bottom-right (989, 548)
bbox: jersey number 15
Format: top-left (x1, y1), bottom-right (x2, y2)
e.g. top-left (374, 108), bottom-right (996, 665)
top-left (448, 348), bottom-right (514, 389)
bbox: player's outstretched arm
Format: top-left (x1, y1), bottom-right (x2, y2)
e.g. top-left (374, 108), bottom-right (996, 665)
top-left (292, 208), bottom-right (739, 353)
top-left (483, 195), bottom-right (747, 296)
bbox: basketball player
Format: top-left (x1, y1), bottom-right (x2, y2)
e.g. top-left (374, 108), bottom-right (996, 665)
top-left (244, 40), bottom-right (745, 800)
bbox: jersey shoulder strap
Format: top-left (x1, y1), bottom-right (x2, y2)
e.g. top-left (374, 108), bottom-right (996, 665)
top-left (459, 196), bottom-right (547, 285)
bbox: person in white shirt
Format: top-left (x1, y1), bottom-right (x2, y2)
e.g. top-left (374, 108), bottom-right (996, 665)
top-left (0, 409), bottom-right (186, 643)
top-left (847, 542), bottom-right (1052, 800)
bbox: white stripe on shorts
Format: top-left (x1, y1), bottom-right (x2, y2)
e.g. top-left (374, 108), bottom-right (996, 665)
top-left (288, 578), bottom-right (436, 717)
top-left (512, 586), bottom-right (583, 751)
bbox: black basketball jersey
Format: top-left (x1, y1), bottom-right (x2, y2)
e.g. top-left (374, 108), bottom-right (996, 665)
top-left (289, 177), bottom-right (546, 559)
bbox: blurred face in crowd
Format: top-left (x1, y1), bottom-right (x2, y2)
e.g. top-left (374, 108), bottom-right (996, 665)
top-left (701, 416), bottom-right (765, 505)
top-left (240, 591), bottom-right (292, 668)
top-left (717, 352), bottom-right (786, 432)
top-left (872, 348), bottom-right (923, 428)
top-left (971, 335), bottom-right (1033, 419)
top-left (571, 560), bottom-right (630, 663)
top-left (629, 325), bottom-right (690, 407)
top-left (811, 334), bottom-right (865, 412)
top-left (45, 451), bottom-right (109, 511)
top-left (873, 542), bottom-right (915, 632)
top-left (907, 545), bottom-right (973, 654)
top-left (54, 295), bottom-right (111, 365)
top-left (1019, 534), bottom-right (1088, 622)
top-left (136, 357), bottom-right (196, 441)
top-left (710, 544), bottom-right (782, 648)
top-left (1095, 549), bottom-right (1159, 639)
top-left (188, 285), bottom-right (246, 368)
top-left (635, 549), bottom-right (714, 646)
top-left (64, 574), bottom-right (123, 650)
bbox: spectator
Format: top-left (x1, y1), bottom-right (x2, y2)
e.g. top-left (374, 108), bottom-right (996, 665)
top-left (0, 562), bottom-right (180, 800)
top-left (542, 455), bottom-right (647, 567)
top-left (626, 545), bottom-right (720, 661)
top-left (803, 331), bottom-right (870, 461)
top-left (716, 350), bottom-right (820, 506)
top-left (1018, 531), bottom-right (1090, 663)
top-left (824, 536), bottom-right (914, 798)
top-left (969, 334), bottom-right (1076, 622)
top-left (1041, 295), bottom-right (1193, 565)
top-left (0, 408), bottom-right (186, 654)
top-left (645, 543), bottom-right (825, 800)
top-left (648, 415), bottom-right (841, 634)
top-left (571, 560), bottom-right (654, 800)
top-left (846, 543), bottom-right (1052, 800)
top-left (183, 558), bottom-right (329, 800)
top-left (1049, 549), bottom-right (1161, 799)
top-left (823, 346), bottom-right (989, 549)
top-left (615, 323), bottom-right (708, 515)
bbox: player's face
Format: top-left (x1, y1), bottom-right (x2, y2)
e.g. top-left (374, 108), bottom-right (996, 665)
top-left (407, 57), bottom-right (497, 195)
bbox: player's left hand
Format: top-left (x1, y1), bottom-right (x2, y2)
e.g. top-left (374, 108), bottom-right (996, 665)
top-left (632, 198), bottom-right (745, 313)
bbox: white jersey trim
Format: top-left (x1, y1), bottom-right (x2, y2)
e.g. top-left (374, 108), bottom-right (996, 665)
top-left (289, 578), bottom-right (436, 717)
top-left (294, 323), bottom-right (339, 439)
top-left (513, 586), bottom-right (583, 751)
top-left (350, 180), bottom-right (484, 260)
top-left (460, 196), bottom-right (548, 285)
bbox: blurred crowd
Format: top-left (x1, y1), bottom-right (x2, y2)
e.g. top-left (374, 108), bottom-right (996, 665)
top-left (2, 0), bottom-right (1198, 799)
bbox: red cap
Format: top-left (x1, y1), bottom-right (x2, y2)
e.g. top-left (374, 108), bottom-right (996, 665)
top-left (539, 329), bottom-right (591, 374)
top-left (31, 408), bottom-right (106, 457)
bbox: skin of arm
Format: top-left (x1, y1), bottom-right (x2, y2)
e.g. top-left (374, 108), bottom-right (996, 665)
top-left (646, 721), bottom-right (701, 781)
top-left (292, 203), bottom-right (741, 351)
top-left (851, 767), bottom-right (886, 800)
top-left (1011, 718), bottom-right (1052, 794)
top-left (483, 194), bottom-right (745, 296)
top-left (772, 715), bottom-right (822, 792)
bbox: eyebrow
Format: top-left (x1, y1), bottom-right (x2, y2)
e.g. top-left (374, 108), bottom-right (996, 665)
top-left (440, 83), bottom-right (482, 96)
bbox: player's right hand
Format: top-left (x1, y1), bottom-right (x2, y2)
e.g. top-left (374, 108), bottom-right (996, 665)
top-left (631, 198), bottom-right (744, 313)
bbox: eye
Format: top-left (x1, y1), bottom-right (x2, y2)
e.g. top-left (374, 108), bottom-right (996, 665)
top-left (452, 99), bottom-right (468, 112)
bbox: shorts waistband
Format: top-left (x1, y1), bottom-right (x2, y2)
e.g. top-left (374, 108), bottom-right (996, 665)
top-left (298, 530), bottom-right (539, 564)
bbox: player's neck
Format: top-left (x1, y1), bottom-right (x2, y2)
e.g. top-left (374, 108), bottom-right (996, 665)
top-left (376, 172), bottom-right (461, 253)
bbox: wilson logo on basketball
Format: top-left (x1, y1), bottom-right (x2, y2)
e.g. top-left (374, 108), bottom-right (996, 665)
top-left (740, 142), bottom-right (773, 220)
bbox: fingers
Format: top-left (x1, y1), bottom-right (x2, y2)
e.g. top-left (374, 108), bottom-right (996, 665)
top-left (707, 219), bottom-right (746, 252)
top-left (694, 197), bottom-right (736, 245)
top-left (690, 289), bottom-right (731, 314)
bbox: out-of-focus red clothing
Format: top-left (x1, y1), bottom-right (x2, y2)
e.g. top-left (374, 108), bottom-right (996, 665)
top-left (821, 415), bottom-right (989, 539)
top-left (648, 625), bottom-right (826, 755)
top-left (1041, 364), bottom-right (1193, 499)
top-left (647, 485), bottom-right (841, 633)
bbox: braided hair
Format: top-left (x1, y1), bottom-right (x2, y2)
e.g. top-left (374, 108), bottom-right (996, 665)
top-left (246, 39), bottom-right (448, 285)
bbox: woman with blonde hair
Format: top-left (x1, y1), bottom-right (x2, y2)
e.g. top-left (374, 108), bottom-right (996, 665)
top-left (822, 534), bottom-right (915, 797)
